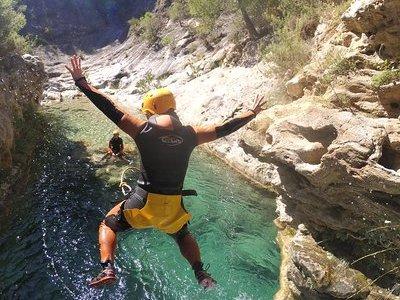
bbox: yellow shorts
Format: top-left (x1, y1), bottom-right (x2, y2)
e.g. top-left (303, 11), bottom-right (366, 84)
top-left (123, 193), bottom-right (192, 234)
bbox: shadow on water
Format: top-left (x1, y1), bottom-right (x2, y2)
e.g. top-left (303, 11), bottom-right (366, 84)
top-left (0, 110), bottom-right (129, 299)
top-left (0, 101), bottom-right (280, 299)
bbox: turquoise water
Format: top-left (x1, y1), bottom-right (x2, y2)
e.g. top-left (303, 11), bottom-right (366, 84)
top-left (0, 102), bottom-right (280, 299)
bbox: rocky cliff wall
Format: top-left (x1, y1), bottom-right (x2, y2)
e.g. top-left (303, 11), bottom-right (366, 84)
top-left (22, 0), bottom-right (156, 52)
top-left (0, 55), bottom-right (46, 189)
top-left (262, 1), bottom-right (400, 297)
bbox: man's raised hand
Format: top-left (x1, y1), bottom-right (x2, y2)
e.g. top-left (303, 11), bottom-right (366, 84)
top-left (251, 94), bottom-right (267, 115)
top-left (65, 55), bottom-right (84, 81)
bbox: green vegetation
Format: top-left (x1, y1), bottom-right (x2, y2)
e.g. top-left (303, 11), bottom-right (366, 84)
top-left (161, 35), bottom-right (173, 46)
top-left (129, 12), bottom-right (162, 44)
top-left (128, 0), bottom-right (352, 75)
top-left (265, 26), bottom-right (312, 76)
top-left (168, 0), bottom-right (189, 23)
top-left (0, 0), bottom-right (29, 56)
top-left (263, 0), bottom-right (322, 75)
top-left (372, 69), bottom-right (400, 88)
top-left (320, 56), bottom-right (359, 85)
top-left (329, 57), bottom-right (359, 76)
top-left (187, 0), bottom-right (224, 35)
top-left (264, 0), bottom-right (352, 75)
top-left (166, 0), bottom-right (269, 38)
top-left (136, 72), bottom-right (163, 94)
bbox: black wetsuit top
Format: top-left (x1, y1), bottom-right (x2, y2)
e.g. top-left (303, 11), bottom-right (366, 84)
top-left (75, 77), bottom-right (255, 195)
top-left (109, 136), bottom-right (123, 154)
top-left (135, 116), bottom-right (197, 194)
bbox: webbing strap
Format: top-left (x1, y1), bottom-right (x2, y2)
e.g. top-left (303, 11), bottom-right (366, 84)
top-left (182, 190), bottom-right (198, 197)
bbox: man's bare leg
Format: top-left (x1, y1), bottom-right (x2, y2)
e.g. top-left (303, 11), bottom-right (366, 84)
top-left (117, 152), bottom-right (131, 164)
top-left (174, 229), bottom-right (216, 289)
top-left (89, 203), bottom-right (123, 287)
top-left (99, 210), bottom-right (120, 263)
top-left (100, 151), bottom-right (112, 162)
top-left (176, 233), bottom-right (201, 266)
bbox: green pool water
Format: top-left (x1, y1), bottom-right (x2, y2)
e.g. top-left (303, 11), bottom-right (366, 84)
top-left (0, 100), bottom-right (280, 299)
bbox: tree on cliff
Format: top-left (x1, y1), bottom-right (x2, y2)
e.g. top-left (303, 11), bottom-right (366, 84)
top-left (0, 0), bottom-right (28, 56)
top-left (236, 0), bottom-right (260, 39)
top-left (166, 0), bottom-right (269, 39)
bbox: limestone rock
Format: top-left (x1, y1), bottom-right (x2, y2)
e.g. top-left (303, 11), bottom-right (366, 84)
top-left (261, 103), bottom-right (400, 287)
top-left (342, 0), bottom-right (400, 58)
top-left (286, 75), bottom-right (307, 98)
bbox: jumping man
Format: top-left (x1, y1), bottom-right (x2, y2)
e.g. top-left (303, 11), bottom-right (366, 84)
top-left (66, 55), bottom-right (267, 289)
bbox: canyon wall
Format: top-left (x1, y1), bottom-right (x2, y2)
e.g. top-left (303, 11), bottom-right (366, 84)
top-left (21, 0), bottom-right (156, 52)
top-left (0, 55), bottom-right (46, 200)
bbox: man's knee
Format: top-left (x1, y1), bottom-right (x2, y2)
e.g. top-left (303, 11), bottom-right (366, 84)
top-left (170, 224), bottom-right (191, 244)
top-left (104, 214), bottom-right (130, 233)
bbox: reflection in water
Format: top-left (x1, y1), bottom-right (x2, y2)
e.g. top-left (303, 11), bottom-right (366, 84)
top-left (0, 102), bottom-right (279, 299)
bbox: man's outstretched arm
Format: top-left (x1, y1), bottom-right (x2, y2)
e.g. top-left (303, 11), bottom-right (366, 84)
top-left (194, 95), bottom-right (266, 145)
top-left (66, 55), bottom-right (145, 138)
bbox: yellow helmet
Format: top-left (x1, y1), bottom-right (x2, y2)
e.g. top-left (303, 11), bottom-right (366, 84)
top-left (142, 88), bottom-right (176, 115)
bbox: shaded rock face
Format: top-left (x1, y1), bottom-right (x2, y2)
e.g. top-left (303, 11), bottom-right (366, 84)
top-left (22, 0), bottom-right (156, 52)
top-left (0, 55), bottom-right (46, 171)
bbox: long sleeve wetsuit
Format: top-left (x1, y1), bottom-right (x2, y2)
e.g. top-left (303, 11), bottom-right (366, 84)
top-left (75, 77), bottom-right (124, 125)
top-left (215, 112), bottom-right (256, 138)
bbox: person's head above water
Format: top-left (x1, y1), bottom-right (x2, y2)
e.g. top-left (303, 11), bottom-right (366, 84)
top-left (142, 88), bottom-right (176, 119)
top-left (113, 130), bottom-right (120, 136)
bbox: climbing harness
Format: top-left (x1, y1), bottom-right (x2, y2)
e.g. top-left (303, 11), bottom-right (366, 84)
top-left (118, 166), bottom-right (198, 197)
top-left (119, 166), bottom-right (139, 196)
